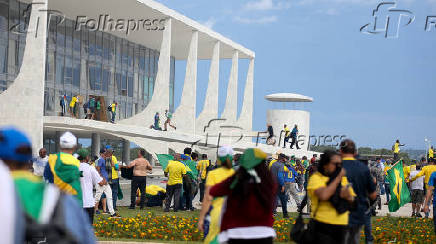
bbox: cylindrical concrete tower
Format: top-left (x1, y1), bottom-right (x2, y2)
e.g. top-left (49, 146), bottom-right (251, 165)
top-left (265, 93), bottom-right (313, 149)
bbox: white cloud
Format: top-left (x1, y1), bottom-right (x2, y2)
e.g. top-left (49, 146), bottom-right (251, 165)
top-left (202, 17), bottom-right (216, 29)
top-left (244, 0), bottom-right (291, 11)
top-left (234, 15), bottom-right (278, 24)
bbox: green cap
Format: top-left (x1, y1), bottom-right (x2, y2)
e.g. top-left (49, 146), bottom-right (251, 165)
top-left (77, 148), bottom-right (89, 159)
top-left (240, 148), bottom-right (267, 170)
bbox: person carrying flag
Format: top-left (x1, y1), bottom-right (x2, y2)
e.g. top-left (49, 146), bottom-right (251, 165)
top-left (198, 145), bottom-right (235, 244)
top-left (44, 131), bottom-right (82, 204)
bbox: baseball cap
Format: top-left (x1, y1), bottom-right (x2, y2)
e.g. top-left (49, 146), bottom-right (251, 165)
top-left (218, 145), bottom-right (233, 157)
top-left (217, 145), bottom-right (234, 164)
top-left (77, 148), bottom-right (89, 159)
top-left (60, 131), bottom-right (77, 149)
top-left (0, 127), bottom-right (33, 163)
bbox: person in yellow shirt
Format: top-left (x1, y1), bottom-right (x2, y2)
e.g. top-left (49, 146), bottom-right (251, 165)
top-left (404, 164), bottom-right (411, 183)
top-left (198, 145), bottom-right (235, 244)
top-left (429, 146), bottom-right (434, 160)
top-left (393, 139), bottom-right (405, 162)
top-left (411, 159), bottom-right (436, 218)
top-left (164, 154), bottom-right (187, 212)
top-left (196, 154), bottom-right (211, 203)
top-left (283, 124), bottom-right (291, 148)
top-left (307, 150), bottom-right (355, 243)
top-left (69, 95), bottom-right (78, 117)
top-left (103, 146), bottom-right (120, 210)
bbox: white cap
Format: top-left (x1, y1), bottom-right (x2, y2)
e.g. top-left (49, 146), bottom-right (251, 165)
top-left (218, 145), bottom-right (233, 157)
top-left (60, 131), bottom-right (77, 149)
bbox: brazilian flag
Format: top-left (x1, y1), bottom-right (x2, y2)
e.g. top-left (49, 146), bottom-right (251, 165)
top-left (386, 160), bottom-right (411, 212)
top-left (182, 160), bottom-right (198, 180)
top-left (156, 154), bottom-right (174, 170)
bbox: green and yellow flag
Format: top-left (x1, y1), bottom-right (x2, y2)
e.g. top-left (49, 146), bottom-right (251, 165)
top-left (156, 154), bottom-right (174, 170)
top-left (48, 152), bottom-right (82, 205)
top-left (386, 160), bottom-right (411, 212)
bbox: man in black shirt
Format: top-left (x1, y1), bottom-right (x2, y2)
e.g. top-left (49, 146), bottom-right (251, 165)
top-left (340, 139), bottom-right (377, 244)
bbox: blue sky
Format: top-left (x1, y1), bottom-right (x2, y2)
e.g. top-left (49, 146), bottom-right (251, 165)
top-left (156, 0), bottom-right (436, 150)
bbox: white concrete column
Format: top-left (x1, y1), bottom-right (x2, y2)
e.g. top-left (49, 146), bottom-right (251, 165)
top-left (0, 0), bottom-right (47, 154)
top-left (237, 58), bottom-right (254, 132)
top-left (119, 18), bottom-right (172, 127)
top-left (55, 131), bottom-right (61, 152)
top-left (173, 31), bottom-right (198, 134)
top-left (220, 50), bottom-right (238, 123)
top-left (196, 41), bottom-right (220, 134)
top-left (91, 133), bottom-right (101, 157)
top-left (122, 139), bottom-right (130, 164)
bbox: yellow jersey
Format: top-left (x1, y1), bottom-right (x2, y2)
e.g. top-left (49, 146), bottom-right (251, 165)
top-left (164, 160), bottom-right (187, 185)
top-left (284, 127), bottom-right (290, 137)
top-left (196, 160), bottom-right (210, 180)
top-left (111, 155), bottom-right (119, 180)
top-left (307, 172), bottom-right (356, 225)
top-left (429, 148), bottom-right (434, 158)
top-left (394, 143), bottom-right (400, 153)
top-left (403, 166), bottom-right (411, 183)
top-left (69, 96), bottom-right (77, 108)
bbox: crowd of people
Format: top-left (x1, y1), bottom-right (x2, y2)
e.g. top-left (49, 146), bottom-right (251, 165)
top-left (1, 125), bottom-right (436, 244)
top-left (59, 94), bottom-right (118, 123)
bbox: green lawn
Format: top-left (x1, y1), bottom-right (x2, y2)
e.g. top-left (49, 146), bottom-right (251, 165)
top-left (114, 206), bottom-right (200, 219)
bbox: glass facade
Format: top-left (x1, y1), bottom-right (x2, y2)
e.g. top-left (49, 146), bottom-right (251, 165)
top-left (0, 0), bottom-right (29, 92)
top-left (0, 0), bottom-right (176, 120)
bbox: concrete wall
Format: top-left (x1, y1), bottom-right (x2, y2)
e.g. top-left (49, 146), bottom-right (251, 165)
top-left (267, 109), bottom-right (311, 150)
top-left (0, 0), bottom-right (47, 154)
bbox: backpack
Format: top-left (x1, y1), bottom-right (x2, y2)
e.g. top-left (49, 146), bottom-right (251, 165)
top-left (24, 185), bottom-right (79, 244)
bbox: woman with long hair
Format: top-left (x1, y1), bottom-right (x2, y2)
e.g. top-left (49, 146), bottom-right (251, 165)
top-left (307, 150), bottom-right (355, 244)
top-left (209, 148), bottom-right (276, 244)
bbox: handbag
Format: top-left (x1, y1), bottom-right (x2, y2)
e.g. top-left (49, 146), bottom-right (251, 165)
top-left (290, 193), bottom-right (319, 244)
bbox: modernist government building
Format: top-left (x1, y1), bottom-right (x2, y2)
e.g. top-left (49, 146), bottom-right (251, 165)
top-left (0, 0), bottom-right (311, 163)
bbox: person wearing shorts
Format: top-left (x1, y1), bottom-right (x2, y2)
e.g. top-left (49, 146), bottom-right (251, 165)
top-left (410, 165), bottom-right (425, 217)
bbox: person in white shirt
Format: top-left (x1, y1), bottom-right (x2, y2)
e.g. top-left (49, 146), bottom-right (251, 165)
top-left (410, 165), bottom-right (425, 217)
top-left (77, 149), bottom-right (104, 224)
top-left (33, 148), bottom-right (48, 177)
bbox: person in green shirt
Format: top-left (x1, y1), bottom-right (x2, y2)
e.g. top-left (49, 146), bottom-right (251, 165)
top-left (164, 109), bottom-right (176, 131)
